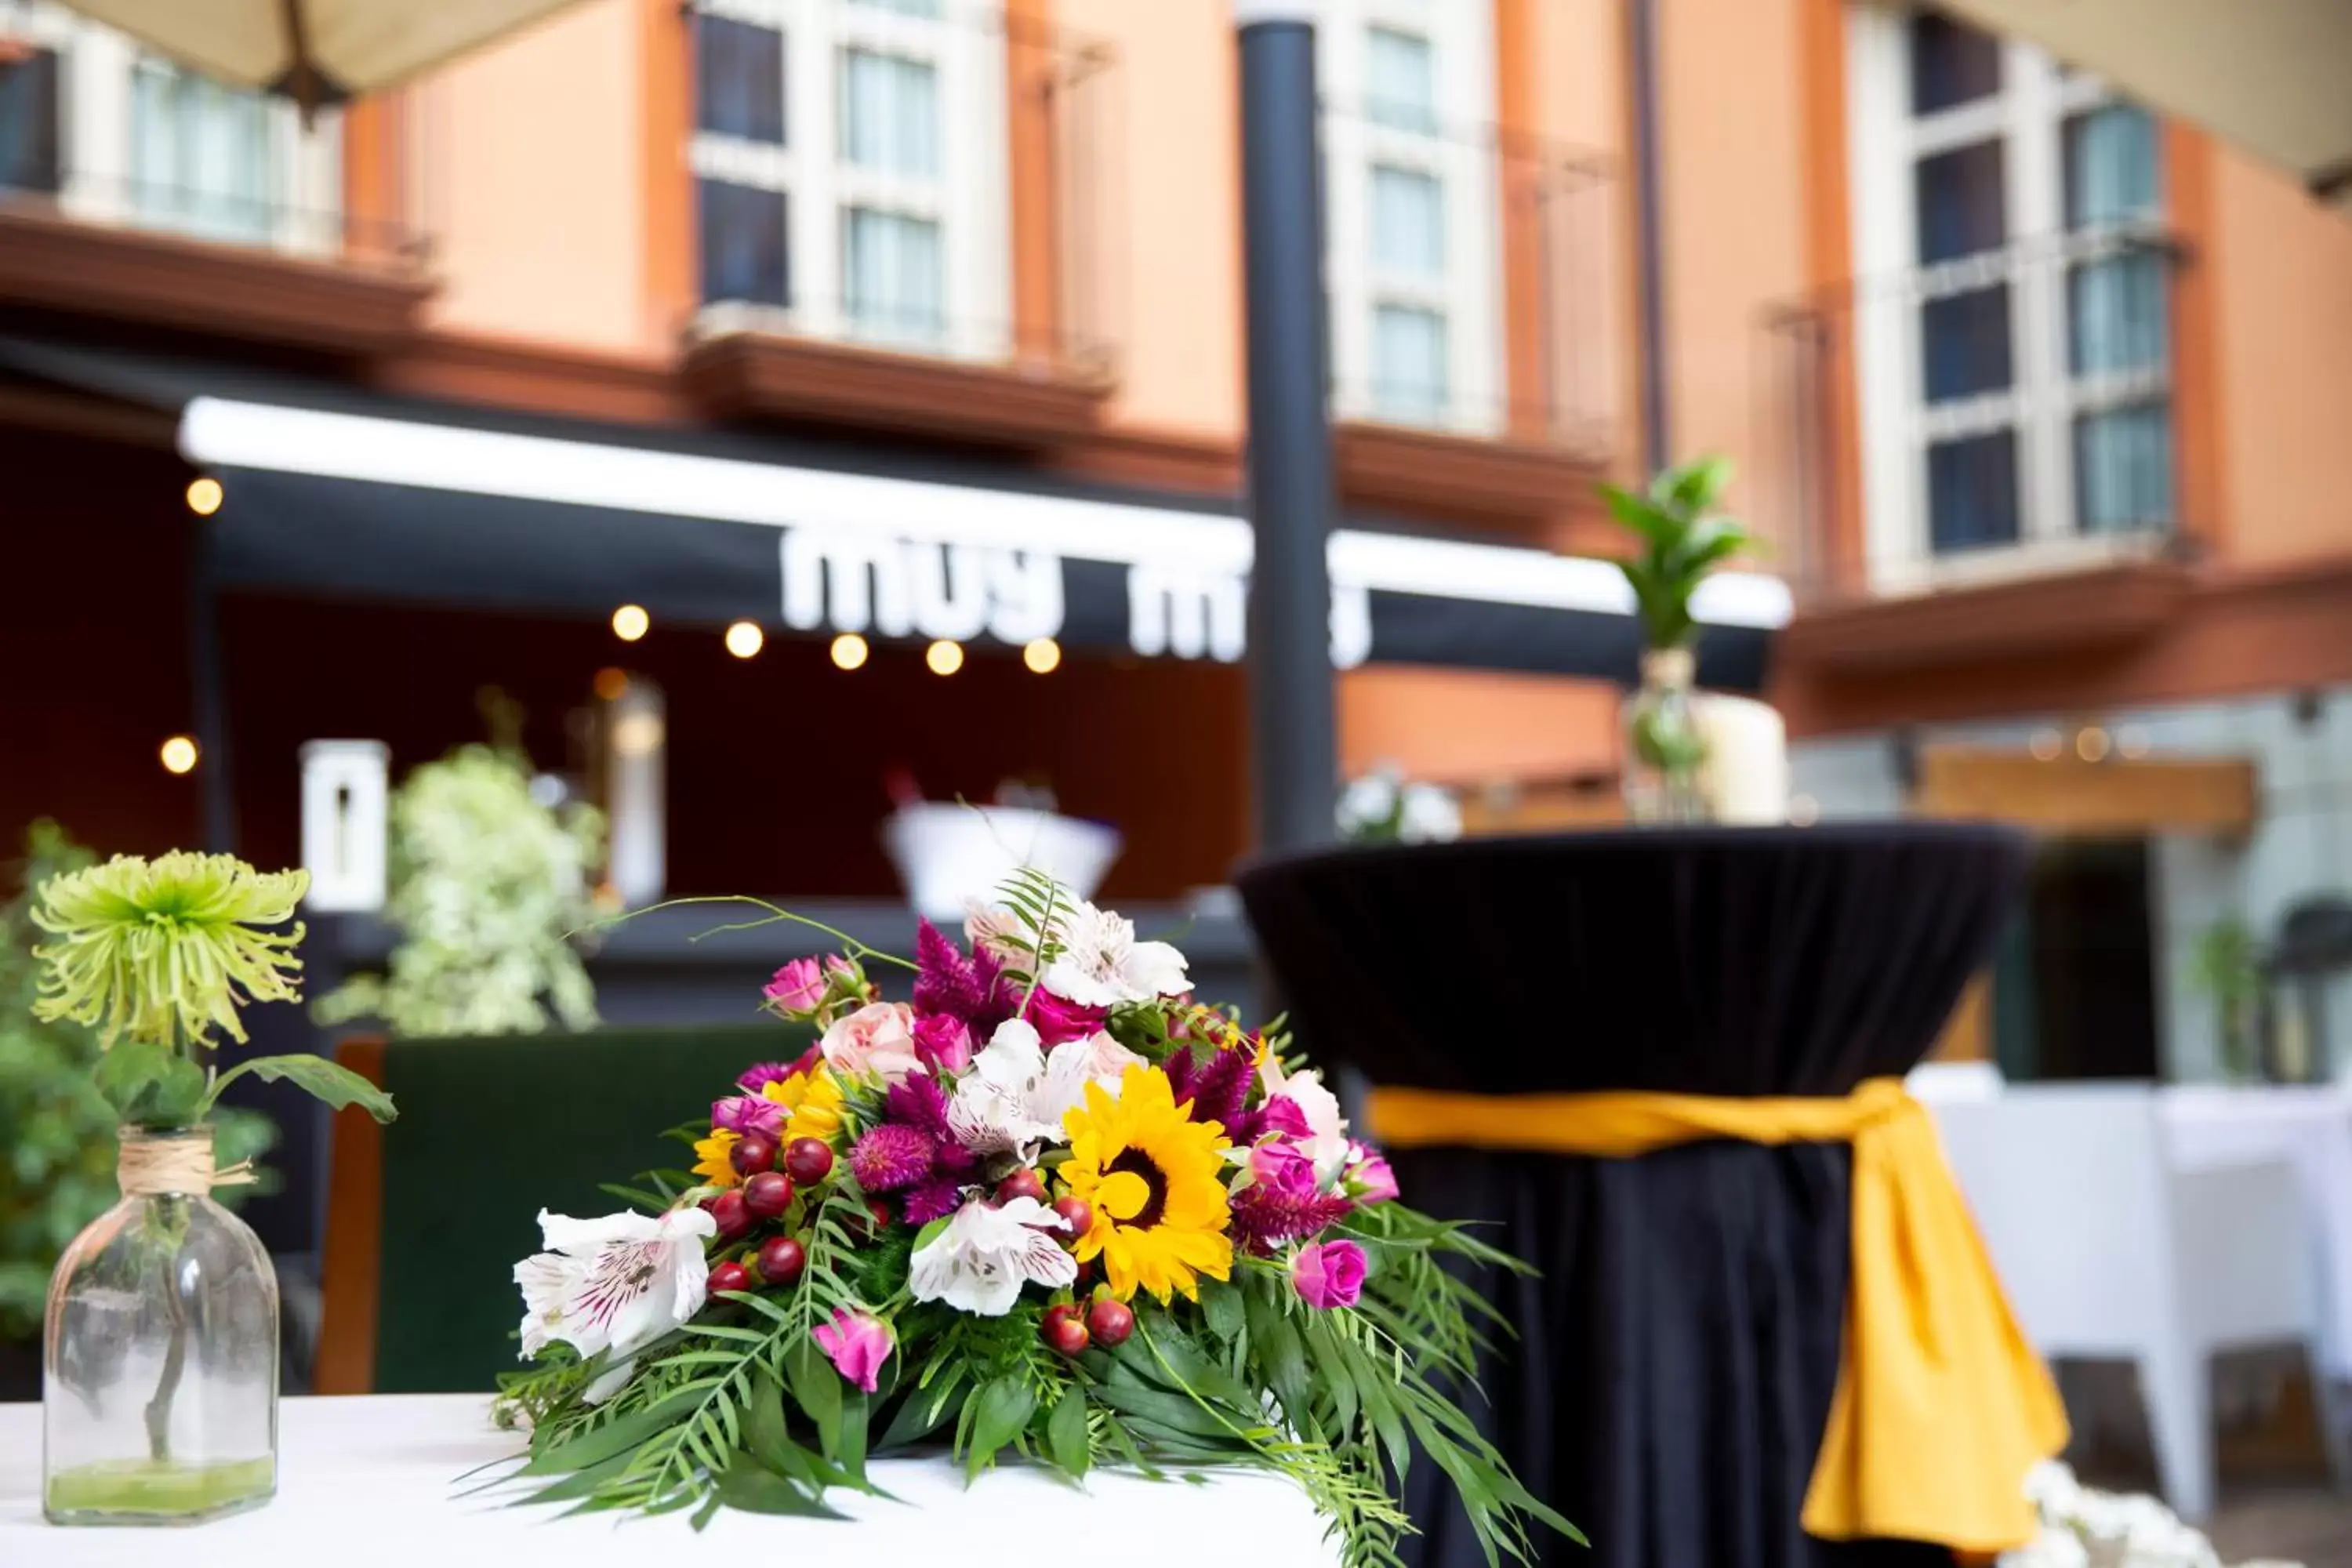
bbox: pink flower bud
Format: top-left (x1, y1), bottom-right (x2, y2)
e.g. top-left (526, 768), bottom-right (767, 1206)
top-left (1291, 1240), bottom-right (1367, 1310)
top-left (912, 1012), bottom-right (974, 1073)
top-left (763, 958), bottom-right (826, 1014)
top-left (812, 1308), bottom-right (893, 1393)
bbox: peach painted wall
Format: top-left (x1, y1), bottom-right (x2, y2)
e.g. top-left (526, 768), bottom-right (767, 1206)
top-left (2206, 146), bottom-right (2352, 568)
top-left (1055, 0), bottom-right (1244, 443)
top-left (411, 0), bottom-right (654, 354)
top-left (1654, 0), bottom-right (1810, 539)
top-left (1338, 667), bottom-right (1621, 787)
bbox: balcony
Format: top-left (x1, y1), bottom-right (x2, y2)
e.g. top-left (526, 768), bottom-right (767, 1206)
top-left (0, 27), bottom-right (431, 352)
top-left (1319, 97), bottom-right (1617, 527)
top-left (1762, 229), bottom-right (2194, 673)
top-left (678, 2), bottom-right (1117, 451)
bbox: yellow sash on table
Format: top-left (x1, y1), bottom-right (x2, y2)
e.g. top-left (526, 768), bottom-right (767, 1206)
top-left (1363, 1076), bottom-right (2068, 1555)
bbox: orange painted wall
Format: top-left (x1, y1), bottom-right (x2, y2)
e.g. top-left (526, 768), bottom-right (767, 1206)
top-left (410, 0), bottom-right (655, 354)
top-left (1338, 667), bottom-right (1621, 788)
top-left (2205, 145), bottom-right (2352, 568)
top-left (1054, 0), bottom-right (1244, 444)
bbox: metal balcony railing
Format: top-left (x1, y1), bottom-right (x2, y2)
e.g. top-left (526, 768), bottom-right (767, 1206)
top-left (1319, 96), bottom-right (1615, 452)
top-left (1760, 227), bottom-right (2186, 601)
top-left (687, 1), bottom-right (1119, 382)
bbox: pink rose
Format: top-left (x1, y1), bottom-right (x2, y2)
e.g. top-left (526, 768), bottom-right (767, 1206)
top-left (912, 1013), bottom-right (974, 1073)
top-left (763, 958), bottom-right (826, 1015)
top-left (1291, 1240), bottom-right (1367, 1310)
top-left (1026, 988), bottom-right (1109, 1047)
top-left (820, 1002), bottom-right (924, 1083)
top-left (1250, 1138), bottom-right (1320, 1200)
top-left (1345, 1142), bottom-right (1398, 1205)
top-left (811, 1308), bottom-right (893, 1393)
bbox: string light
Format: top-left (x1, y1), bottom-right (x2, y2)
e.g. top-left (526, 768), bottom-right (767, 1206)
top-left (159, 735), bottom-right (200, 775)
top-left (2029, 728), bottom-right (2063, 761)
top-left (612, 604), bottom-right (650, 642)
top-left (184, 477), bottom-right (223, 516)
top-left (830, 633), bottom-right (869, 671)
top-left (2076, 726), bottom-right (2112, 763)
top-left (593, 667), bottom-right (630, 701)
top-left (1022, 637), bottom-right (1062, 674)
top-left (925, 640), bottom-right (964, 676)
top-left (724, 621), bottom-right (764, 659)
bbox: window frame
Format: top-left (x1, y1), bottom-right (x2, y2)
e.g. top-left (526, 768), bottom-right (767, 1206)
top-left (688, 0), bottom-right (1009, 364)
top-left (1846, 2), bottom-right (2170, 593)
top-left (1319, 0), bottom-right (1502, 437)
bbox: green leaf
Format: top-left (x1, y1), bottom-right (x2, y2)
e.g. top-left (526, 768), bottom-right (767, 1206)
top-left (965, 1376), bottom-right (1037, 1474)
top-left (520, 1388), bottom-right (702, 1475)
top-left (877, 1372), bottom-right (964, 1451)
top-left (1245, 1287), bottom-right (1314, 1436)
top-left (1662, 453), bottom-right (1733, 512)
top-left (837, 1389), bottom-right (869, 1484)
top-left (785, 1340), bottom-right (844, 1461)
top-left (204, 1053), bottom-right (396, 1123)
top-left (1198, 1279), bottom-right (1246, 1344)
top-left (717, 1461), bottom-right (843, 1518)
top-left (1046, 1383), bottom-right (1091, 1480)
top-left (93, 1040), bottom-right (205, 1126)
top-left (1599, 482), bottom-right (1679, 550)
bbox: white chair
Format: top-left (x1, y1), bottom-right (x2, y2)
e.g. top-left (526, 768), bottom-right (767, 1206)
top-left (1904, 1058), bottom-right (2006, 1102)
top-left (1928, 1083), bottom-right (2331, 1521)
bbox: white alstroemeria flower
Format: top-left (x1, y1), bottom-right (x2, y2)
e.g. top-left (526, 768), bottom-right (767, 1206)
top-left (1260, 1056), bottom-right (1353, 1189)
top-left (907, 1196), bottom-right (1077, 1316)
top-left (949, 1018), bottom-right (1145, 1156)
top-left (963, 898), bottom-right (1030, 964)
top-left (1040, 898), bottom-right (1189, 1008)
top-left (512, 1207), bottom-right (717, 1374)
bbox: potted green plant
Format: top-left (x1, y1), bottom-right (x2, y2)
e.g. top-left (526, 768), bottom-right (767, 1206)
top-left (2185, 916), bottom-right (2267, 1082)
top-left (0, 823), bottom-right (275, 1401)
top-left (1600, 456), bottom-right (1754, 822)
top-left (32, 848), bottom-right (396, 1525)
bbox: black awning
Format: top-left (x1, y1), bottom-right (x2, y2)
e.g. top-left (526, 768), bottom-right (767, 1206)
top-left (0, 336), bottom-right (1789, 690)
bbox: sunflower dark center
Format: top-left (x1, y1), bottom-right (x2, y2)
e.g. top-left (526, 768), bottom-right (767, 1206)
top-left (1107, 1149), bottom-right (1168, 1229)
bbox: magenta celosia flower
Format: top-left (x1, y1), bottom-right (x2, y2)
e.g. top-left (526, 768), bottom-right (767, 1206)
top-left (912, 918), bottom-right (1009, 1025)
top-left (913, 1012), bottom-right (974, 1073)
top-left (1242, 1094), bottom-right (1312, 1145)
top-left (887, 1072), bottom-right (955, 1142)
top-left (1163, 1045), bottom-right (1253, 1132)
top-left (1292, 1240), bottom-right (1367, 1309)
top-left (902, 1180), bottom-right (966, 1226)
top-left (711, 1093), bottom-right (784, 1138)
top-left (851, 1123), bottom-right (936, 1192)
top-left (1230, 1181), bottom-right (1353, 1253)
top-left (763, 958), bottom-right (826, 1014)
top-left (1025, 987), bottom-right (1107, 1046)
top-left (813, 1308), bottom-right (892, 1392)
top-left (1345, 1142), bottom-right (1399, 1204)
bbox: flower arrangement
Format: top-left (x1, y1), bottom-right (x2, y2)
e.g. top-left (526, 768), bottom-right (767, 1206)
top-left (495, 873), bottom-right (1575, 1565)
top-left (1998, 1462), bottom-right (2301, 1568)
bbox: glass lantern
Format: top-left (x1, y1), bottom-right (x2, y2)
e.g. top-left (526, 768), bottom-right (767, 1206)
top-left (43, 1126), bottom-right (278, 1526)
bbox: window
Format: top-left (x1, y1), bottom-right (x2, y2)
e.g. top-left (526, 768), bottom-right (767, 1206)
top-left (688, 0), bottom-right (1007, 361)
top-left (0, 2), bottom-right (339, 254)
top-left (1846, 5), bottom-right (2170, 582)
top-left (1320, 1), bottom-right (1501, 434)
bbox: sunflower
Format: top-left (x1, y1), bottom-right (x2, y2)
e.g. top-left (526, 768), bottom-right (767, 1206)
top-left (1059, 1064), bottom-right (1234, 1303)
top-left (691, 1128), bottom-right (742, 1189)
top-left (760, 1065), bottom-right (846, 1145)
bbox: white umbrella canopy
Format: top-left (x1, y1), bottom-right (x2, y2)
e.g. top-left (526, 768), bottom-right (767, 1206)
top-left (46, 0), bottom-right (593, 114)
top-left (1927, 0), bottom-right (2352, 209)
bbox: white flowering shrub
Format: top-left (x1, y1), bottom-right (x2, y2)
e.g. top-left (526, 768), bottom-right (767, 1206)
top-left (318, 745), bottom-right (604, 1037)
top-left (1998, 1463), bottom-right (2302, 1568)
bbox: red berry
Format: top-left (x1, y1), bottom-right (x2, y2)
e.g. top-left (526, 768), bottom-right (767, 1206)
top-left (865, 1197), bottom-right (893, 1232)
top-left (784, 1138), bottom-right (834, 1185)
top-left (1042, 1301), bottom-right (1080, 1334)
top-left (1084, 1296), bottom-right (1134, 1348)
top-left (996, 1167), bottom-right (1047, 1205)
top-left (731, 1134), bottom-right (779, 1177)
top-left (757, 1236), bottom-right (807, 1287)
top-left (709, 1260), bottom-right (752, 1295)
top-left (1041, 1312), bottom-right (1091, 1358)
top-left (710, 1189), bottom-right (753, 1240)
top-left (742, 1171), bottom-right (795, 1219)
top-left (1051, 1196), bottom-right (1093, 1238)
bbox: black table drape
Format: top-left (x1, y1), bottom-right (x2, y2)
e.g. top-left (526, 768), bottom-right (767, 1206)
top-left (1236, 824), bottom-right (2031, 1568)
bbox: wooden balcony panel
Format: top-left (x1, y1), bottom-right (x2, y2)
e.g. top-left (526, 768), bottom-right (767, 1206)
top-left (1333, 418), bottom-right (1607, 528)
top-left (681, 330), bottom-right (1114, 451)
top-left (0, 202), bottom-right (434, 354)
top-left (1780, 557), bottom-right (2196, 674)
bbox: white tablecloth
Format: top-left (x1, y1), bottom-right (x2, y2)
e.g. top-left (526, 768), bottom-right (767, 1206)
top-left (2162, 1084), bottom-right (2352, 1377)
top-left (0, 1394), bottom-right (1343, 1566)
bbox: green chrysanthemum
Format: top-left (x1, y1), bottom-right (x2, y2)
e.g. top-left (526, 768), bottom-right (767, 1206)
top-left (31, 852), bottom-right (309, 1051)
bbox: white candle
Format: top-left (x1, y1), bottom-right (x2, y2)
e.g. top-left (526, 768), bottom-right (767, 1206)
top-left (1696, 695), bottom-right (1790, 826)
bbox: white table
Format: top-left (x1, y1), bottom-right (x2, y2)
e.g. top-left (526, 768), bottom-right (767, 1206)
top-left (0, 1394), bottom-right (1343, 1566)
top-left (2161, 1084), bottom-right (2352, 1377)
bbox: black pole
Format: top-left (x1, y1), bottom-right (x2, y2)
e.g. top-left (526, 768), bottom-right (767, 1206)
top-left (189, 513), bottom-right (237, 854)
top-left (1628, 0), bottom-right (1670, 474)
top-left (1236, 3), bottom-right (1337, 855)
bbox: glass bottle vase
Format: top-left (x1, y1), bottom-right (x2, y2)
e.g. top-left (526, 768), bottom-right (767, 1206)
top-left (43, 1126), bottom-right (278, 1526)
top-left (1622, 646), bottom-right (1713, 824)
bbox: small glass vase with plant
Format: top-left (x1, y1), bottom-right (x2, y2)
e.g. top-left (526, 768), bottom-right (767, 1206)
top-left (2186, 916), bottom-right (2267, 1082)
top-left (31, 851), bottom-right (397, 1526)
top-left (1601, 456), bottom-right (1753, 823)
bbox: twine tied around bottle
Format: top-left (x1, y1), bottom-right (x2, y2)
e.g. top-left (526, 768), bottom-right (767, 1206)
top-left (117, 1134), bottom-right (258, 1197)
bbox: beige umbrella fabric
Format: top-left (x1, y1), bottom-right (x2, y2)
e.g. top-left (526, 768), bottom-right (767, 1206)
top-left (1926, 0), bottom-right (2352, 208)
top-left (46, 0), bottom-right (591, 114)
